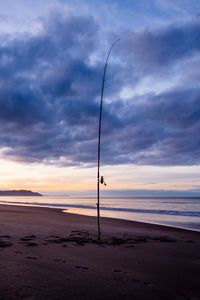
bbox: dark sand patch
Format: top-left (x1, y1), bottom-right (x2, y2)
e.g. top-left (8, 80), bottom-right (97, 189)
top-left (26, 256), bottom-right (38, 260)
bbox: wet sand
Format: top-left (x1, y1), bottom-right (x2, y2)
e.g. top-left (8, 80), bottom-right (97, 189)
top-left (0, 204), bottom-right (200, 300)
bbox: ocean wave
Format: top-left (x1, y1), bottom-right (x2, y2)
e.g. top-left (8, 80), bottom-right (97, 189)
top-left (0, 200), bottom-right (200, 217)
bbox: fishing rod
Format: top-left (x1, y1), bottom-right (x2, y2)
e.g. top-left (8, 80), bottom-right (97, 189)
top-left (97, 39), bottom-right (120, 240)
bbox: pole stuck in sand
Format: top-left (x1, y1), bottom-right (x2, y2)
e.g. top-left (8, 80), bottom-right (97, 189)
top-left (97, 39), bottom-right (120, 240)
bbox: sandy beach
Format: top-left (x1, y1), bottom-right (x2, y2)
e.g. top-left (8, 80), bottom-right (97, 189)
top-left (0, 204), bottom-right (200, 300)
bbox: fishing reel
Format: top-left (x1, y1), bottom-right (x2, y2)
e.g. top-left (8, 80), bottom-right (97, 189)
top-left (99, 176), bottom-right (107, 186)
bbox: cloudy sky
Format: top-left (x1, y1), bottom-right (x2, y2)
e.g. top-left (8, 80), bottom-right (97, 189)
top-left (0, 0), bottom-right (200, 196)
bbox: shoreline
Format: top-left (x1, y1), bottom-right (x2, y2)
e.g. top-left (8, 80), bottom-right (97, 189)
top-left (64, 209), bottom-right (200, 234)
top-left (0, 201), bottom-right (200, 234)
top-left (0, 204), bottom-right (200, 299)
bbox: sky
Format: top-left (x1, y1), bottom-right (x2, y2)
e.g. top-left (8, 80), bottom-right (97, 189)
top-left (0, 0), bottom-right (200, 196)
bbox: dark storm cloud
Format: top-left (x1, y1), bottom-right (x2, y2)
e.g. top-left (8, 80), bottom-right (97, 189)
top-left (105, 88), bottom-right (200, 166)
top-left (0, 12), bottom-right (200, 166)
top-left (118, 17), bottom-right (200, 73)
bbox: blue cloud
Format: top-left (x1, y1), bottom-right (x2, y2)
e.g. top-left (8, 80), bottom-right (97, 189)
top-left (118, 17), bottom-right (200, 73)
top-left (0, 11), bottom-right (200, 166)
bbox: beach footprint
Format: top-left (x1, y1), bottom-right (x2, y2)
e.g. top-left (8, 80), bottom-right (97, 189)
top-left (0, 236), bottom-right (13, 247)
top-left (20, 235), bottom-right (36, 242)
top-left (75, 265), bottom-right (89, 270)
top-left (26, 242), bottom-right (38, 247)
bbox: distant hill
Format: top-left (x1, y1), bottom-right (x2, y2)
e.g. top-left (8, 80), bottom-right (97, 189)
top-left (0, 190), bottom-right (43, 196)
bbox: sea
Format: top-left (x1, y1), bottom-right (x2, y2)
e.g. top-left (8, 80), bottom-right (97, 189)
top-left (0, 196), bottom-right (200, 232)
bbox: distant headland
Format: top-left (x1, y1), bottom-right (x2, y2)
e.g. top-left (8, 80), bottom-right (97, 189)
top-left (0, 190), bottom-right (43, 196)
